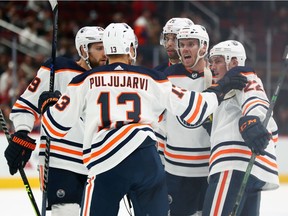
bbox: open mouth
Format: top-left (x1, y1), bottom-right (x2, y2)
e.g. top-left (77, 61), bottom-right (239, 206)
top-left (183, 54), bottom-right (192, 60)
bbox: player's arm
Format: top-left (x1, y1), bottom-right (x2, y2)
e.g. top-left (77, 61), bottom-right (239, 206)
top-left (10, 66), bottom-right (51, 132)
top-left (40, 85), bottom-right (84, 140)
top-left (237, 70), bottom-right (276, 155)
top-left (4, 66), bottom-right (52, 175)
top-left (160, 71), bottom-right (247, 126)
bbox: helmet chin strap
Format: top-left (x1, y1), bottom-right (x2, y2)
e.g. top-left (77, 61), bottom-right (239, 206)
top-left (225, 58), bottom-right (231, 72)
top-left (85, 58), bottom-right (92, 69)
top-left (129, 48), bottom-right (137, 65)
top-left (190, 45), bottom-right (206, 70)
top-left (81, 50), bottom-right (92, 69)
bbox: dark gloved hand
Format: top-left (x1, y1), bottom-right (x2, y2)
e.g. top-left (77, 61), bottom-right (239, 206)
top-left (204, 74), bottom-right (247, 104)
top-left (239, 115), bottom-right (271, 155)
top-left (38, 90), bottom-right (61, 114)
top-left (4, 131), bottom-right (36, 175)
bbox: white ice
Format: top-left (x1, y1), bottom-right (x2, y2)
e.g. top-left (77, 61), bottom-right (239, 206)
top-left (0, 184), bottom-right (288, 216)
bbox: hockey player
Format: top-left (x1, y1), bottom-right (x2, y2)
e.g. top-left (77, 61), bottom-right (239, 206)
top-left (154, 17), bottom-right (194, 72)
top-left (4, 26), bottom-right (107, 216)
top-left (14, 23), bottom-right (246, 215)
top-left (157, 24), bottom-right (212, 216)
top-left (202, 40), bottom-right (279, 216)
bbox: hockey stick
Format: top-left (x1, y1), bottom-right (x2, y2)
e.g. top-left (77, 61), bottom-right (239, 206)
top-left (41, 1), bottom-right (58, 216)
top-left (0, 109), bottom-right (41, 216)
top-left (230, 46), bottom-right (288, 216)
top-left (49, 0), bottom-right (58, 92)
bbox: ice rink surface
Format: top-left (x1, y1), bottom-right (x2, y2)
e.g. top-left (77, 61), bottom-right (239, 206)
top-left (0, 184), bottom-right (287, 216)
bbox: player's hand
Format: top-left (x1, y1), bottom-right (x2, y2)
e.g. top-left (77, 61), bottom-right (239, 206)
top-left (38, 90), bottom-right (61, 114)
top-left (4, 131), bottom-right (36, 175)
top-left (205, 74), bottom-right (247, 104)
top-left (239, 115), bottom-right (271, 155)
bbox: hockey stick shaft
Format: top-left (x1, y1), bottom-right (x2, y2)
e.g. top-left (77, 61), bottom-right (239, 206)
top-left (49, 0), bottom-right (58, 92)
top-left (230, 46), bottom-right (288, 216)
top-left (41, 1), bottom-right (58, 216)
top-left (0, 109), bottom-right (41, 216)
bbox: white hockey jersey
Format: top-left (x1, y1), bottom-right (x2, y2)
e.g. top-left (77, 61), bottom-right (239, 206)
top-left (157, 63), bottom-right (212, 177)
top-left (10, 56), bottom-right (88, 175)
top-left (41, 62), bottom-right (219, 177)
top-left (210, 69), bottom-right (279, 190)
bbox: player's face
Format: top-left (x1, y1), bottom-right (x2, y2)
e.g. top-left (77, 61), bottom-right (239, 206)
top-left (209, 55), bottom-right (227, 82)
top-left (163, 33), bottom-right (178, 60)
top-left (178, 38), bottom-right (199, 68)
top-left (88, 42), bottom-right (108, 67)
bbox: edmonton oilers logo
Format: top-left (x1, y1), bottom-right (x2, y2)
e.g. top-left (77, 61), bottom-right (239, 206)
top-left (176, 116), bottom-right (201, 129)
top-left (190, 72), bottom-right (198, 79)
top-left (56, 189), bottom-right (65, 198)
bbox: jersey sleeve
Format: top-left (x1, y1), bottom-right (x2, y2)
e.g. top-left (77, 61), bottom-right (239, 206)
top-left (41, 83), bottom-right (85, 139)
top-left (237, 72), bottom-right (278, 140)
top-left (157, 80), bottom-right (218, 126)
top-left (10, 66), bottom-right (51, 132)
top-left (238, 73), bottom-right (270, 119)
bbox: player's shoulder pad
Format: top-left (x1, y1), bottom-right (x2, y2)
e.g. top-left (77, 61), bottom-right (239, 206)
top-left (164, 63), bottom-right (185, 76)
top-left (42, 56), bottom-right (86, 72)
top-left (70, 63), bottom-right (168, 85)
top-left (130, 64), bottom-right (168, 81)
top-left (154, 61), bottom-right (169, 72)
top-left (226, 66), bottom-right (255, 77)
top-left (106, 63), bottom-right (168, 81)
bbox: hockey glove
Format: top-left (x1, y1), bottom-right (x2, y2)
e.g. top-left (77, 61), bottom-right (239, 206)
top-left (204, 74), bottom-right (247, 104)
top-left (4, 131), bottom-right (36, 175)
top-left (38, 90), bottom-right (61, 114)
top-left (239, 115), bottom-right (271, 156)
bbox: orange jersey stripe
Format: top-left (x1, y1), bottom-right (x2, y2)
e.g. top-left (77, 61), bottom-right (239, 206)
top-left (43, 115), bottom-right (67, 138)
top-left (164, 148), bottom-right (210, 161)
top-left (83, 176), bottom-right (94, 216)
top-left (242, 100), bottom-right (269, 115)
top-left (158, 142), bottom-right (164, 149)
top-left (83, 123), bottom-right (143, 163)
top-left (210, 148), bottom-right (278, 168)
top-left (187, 94), bottom-right (203, 124)
top-left (214, 170), bottom-right (228, 216)
top-left (39, 143), bottom-right (82, 156)
top-left (14, 102), bottom-right (39, 121)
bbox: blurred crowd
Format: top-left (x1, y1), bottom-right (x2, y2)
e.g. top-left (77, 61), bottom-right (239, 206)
top-left (0, 1), bottom-right (288, 134)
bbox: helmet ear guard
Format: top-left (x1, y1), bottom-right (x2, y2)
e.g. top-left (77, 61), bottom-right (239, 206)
top-left (209, 40), bottom-right (246, 66)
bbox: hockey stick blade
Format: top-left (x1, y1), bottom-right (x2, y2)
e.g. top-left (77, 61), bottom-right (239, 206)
top-left (230, 45), bottom-right (288, 216)
top-left (0, 109), bottom-right (41, 216)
